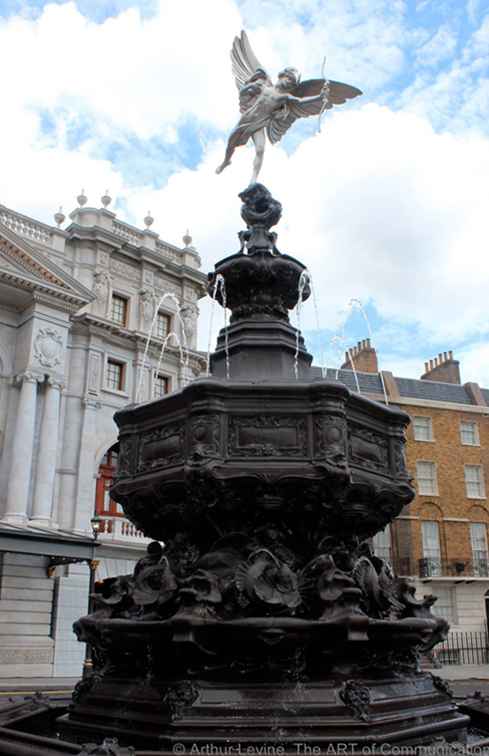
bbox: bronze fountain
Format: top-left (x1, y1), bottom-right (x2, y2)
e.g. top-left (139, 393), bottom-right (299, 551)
top-left (59, 184), bottom-right (467, 750)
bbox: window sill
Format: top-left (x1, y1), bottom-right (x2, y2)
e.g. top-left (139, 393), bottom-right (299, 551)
top-left (417, 491), bottom-right (440, 497)
top-left (461, 442), bottom-right (480, 447)
top-left (414, 438), bottom-right (435, 443)
top-left (102, 386), bottom-right (130, 399)
top-left (466, 495), bottom-right (487, 500)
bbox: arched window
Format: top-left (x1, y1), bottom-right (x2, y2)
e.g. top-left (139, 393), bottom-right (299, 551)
top-left (94, 444), bottom-right (122, 532)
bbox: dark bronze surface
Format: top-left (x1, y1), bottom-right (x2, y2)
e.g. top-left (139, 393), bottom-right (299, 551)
top-left (29, 186), bottom-right (472, 749)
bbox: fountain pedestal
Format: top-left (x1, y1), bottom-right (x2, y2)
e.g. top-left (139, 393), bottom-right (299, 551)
top-left (59, 184), bottom-right (468, 750)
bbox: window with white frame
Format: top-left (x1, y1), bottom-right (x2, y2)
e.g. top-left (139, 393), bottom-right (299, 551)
top-left (106, 359), bottom-right (125, 392)
top-left (470, 522), bottom-right (489, 576)
top-left (373, 525), bottom-right (392, 563)
top-left (416, 461), bottom-right (438, 495)
top-left (460, 421), bottom-right (479, 446)
top-left (465, 465), bottom-right (486, 499)
top-left (430, 586), bottom-right (456, 624)
top-left (421, 520), bottom-right (442, 577)
top-left (413, 416), bottom-right (433, 442)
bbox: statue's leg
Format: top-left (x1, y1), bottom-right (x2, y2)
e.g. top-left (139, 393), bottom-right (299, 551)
top-left (216, 139), bottom-right (235, 174)
top-left (216, 124), bottom-right (248, 174)
top-left (250, 129), bottom-right (265, 184)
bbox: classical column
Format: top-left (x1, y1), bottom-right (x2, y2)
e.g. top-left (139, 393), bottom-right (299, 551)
top-left (73, 398), bottom-right (100, 533)
top-left (3, 372), bottom-right (40, 524)
top-left (30, 378), bottom-right (63, 527)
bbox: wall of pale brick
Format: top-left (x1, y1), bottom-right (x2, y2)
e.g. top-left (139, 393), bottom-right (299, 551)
top-left (391, 403), bottom-right (489, 632)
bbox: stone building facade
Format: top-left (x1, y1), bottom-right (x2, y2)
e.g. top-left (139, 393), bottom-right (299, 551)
top-left (340, 343), bottom-right (489, 643)
top-left (0, 197), bottom-right (207, 677)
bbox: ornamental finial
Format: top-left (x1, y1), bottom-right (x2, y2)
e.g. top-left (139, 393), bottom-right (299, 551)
top-left (144, 211), bottom-right (154, 229)
top-left (54, 206), bottom-right (65, 227)
top-left (77, 189), bottom-right (88, 207)
top-left (182, 229), bottom-right (192, 248)
top-left (101, 190), bottom-right (112, 208)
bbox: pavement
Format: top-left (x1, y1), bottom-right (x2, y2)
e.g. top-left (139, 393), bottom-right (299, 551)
top-left (0, 677), bottom-right (78, 697)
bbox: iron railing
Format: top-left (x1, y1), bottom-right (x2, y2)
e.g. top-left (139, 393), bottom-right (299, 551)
top-left (434, 630), bottom-right (489, 665)
top-left (393, 556), bottom-right (489, 578)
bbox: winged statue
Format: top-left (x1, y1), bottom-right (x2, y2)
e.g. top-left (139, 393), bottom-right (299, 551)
top-left (216, 31), bottom-right (362, 184)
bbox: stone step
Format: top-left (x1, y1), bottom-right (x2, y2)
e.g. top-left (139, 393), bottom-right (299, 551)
top-left (1, 565), bottom-right (50, 579)
top-left (0, 623), bottom-right (51, 636)
top-left (1, 576), bottom-right (54, 591)
top-left (0, 663), bottom-right (53, 677)
top-left (0, 599), bottom-right (53, 613)
top-left (0, 588), bottom-right (53, 602)
top-left (2, 553), bottom-right (47, 567)
top-left (0, 611), bottom-right (51, 623)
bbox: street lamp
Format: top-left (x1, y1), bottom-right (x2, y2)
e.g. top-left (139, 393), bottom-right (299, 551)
top-left (83, 515), bottom-right (102, 677)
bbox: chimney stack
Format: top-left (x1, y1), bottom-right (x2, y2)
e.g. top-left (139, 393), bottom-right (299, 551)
top-left (421, 351), bottom-right (461, 384)
top-left (341, 338), bottom-right (378, 374)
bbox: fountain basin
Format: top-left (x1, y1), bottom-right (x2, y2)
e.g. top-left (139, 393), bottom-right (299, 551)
top-left (112, 378), bottom-right (414, 543)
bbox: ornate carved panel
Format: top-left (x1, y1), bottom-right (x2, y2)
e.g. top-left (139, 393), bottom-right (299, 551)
top-left (313, 415), bottom-right (347, 468)
top-left (393, 436), bottom-right (408, 476)
top-left (118, 435), bottom-right (138, 478)
top-left (228, 415), bottom-right (307, 457)
top-left (188, 415), bottom-right (221, 461)
top-left (87, 352), bottom-right (101, 395)
top-left (138, 422), bottom-right (184, 471)
top-left (33, 327), bottom-right (63, 368)
top-left (349, 426), bottom-right (389, 472)
top-left (111, 258), bottom-right (138, 281)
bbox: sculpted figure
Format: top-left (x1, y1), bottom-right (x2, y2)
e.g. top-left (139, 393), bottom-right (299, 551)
top-left (139, 288), bottom-right (156, 327)
top-left (217, 31), bottom-right (362, 184)
top-left (93, 271), bottom-right (111, 316)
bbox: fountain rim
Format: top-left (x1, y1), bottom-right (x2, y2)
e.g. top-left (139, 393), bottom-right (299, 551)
top-left (114, 375), bottom-right (411, 427)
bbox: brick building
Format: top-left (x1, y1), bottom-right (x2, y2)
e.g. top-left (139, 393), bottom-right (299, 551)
top-left (336, 340), bottom-right (489, 637)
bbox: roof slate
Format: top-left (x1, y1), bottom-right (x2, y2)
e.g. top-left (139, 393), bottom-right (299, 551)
top-left (312, 366), bottom-right (484, 406)
top-left (395, 377), bottom-right (473, 405)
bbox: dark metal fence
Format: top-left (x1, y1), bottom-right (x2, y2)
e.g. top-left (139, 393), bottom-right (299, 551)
top-left (394, 556), bottom-right (489, 578)
top-left (434, 630), bottom-right (489, 665)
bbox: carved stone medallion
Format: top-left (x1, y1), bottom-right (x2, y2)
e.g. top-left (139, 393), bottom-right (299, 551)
top-left (33, 327), bottom-right (63, 368)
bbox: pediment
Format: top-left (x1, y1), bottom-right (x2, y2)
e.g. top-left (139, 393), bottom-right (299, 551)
top-left (0, 221), bottom-right (94, 305)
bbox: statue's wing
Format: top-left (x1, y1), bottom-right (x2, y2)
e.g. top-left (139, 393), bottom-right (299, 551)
top-left (295, 78), bottom-right (362, 103)
top-left (231, 31), bottom-right (269, 112)
top-left (267, 77), bottom-right (362, 144)
top-left (231, 30), bottom-right (264, 89)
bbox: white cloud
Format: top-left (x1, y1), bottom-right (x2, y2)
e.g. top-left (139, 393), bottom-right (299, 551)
top-left (416, 25), bottom-right (457, 68)
top-left (458, 342), bottom-right (489, 387)
top-left (399, 13), bottom-right (489, 135)
top-left (1, 0), bottom-right (489, 387)
top-left (0, 0), bottom-right (407, 149)
top-left (117, 104), bottom-right (489, 359)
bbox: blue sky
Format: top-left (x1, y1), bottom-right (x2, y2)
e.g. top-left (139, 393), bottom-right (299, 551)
top-left (0, 0), bottom-right (488, 384)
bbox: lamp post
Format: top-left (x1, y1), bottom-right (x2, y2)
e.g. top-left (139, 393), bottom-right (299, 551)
top-left (82, 514), bottom-right (102, 677)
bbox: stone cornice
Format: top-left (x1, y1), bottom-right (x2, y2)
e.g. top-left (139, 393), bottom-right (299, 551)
top-left (394, 396), bottom-right (489, 414)
top-left (66, 222), bottom-right (207, 291)
top-left (0, 269), bottom-right (88, 313)
top-left (72, 312), bottom-right (203, 369)
top-left (0, 225), bottom-right (94, 310)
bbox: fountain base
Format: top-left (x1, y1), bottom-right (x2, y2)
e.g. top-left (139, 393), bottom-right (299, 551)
top-left (59, 671), bottom-right (467, 749)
